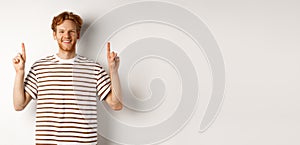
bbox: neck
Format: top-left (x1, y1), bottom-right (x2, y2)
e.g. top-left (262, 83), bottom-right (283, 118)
top-left (57, 50), bottom-right (76, 59)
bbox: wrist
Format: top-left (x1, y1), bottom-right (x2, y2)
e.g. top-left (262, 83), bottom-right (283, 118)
top-left (15, 70), bottom-right (25, 75)
top-left (110, 71), bottom-right (119, 75)
top-left (109, 68), bottom-right (119, 74)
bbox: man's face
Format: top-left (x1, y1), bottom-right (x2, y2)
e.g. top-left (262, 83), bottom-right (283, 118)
top-left (53, 20), bottom-right (80, 52)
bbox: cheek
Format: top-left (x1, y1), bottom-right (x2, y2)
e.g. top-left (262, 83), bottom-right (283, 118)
top-left (55, 35), bottom-right (63, 40)
top-left (53, 33), bottom-right (59, 40)
top-left (72, 34), bottom-right (79, 40)
top-left (73, 33), bottom-right (79, 38)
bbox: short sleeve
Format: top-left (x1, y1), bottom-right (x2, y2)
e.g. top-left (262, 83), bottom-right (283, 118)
top-left (96, 66), bottom-right (111, 101)
top-left (24, 66), bottom-right (38, 100)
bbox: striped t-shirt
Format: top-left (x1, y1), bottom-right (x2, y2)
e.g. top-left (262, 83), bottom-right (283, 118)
top-left (24, 54), bottom-right (111, 145)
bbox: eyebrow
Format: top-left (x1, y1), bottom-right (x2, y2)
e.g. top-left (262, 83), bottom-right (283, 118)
top-left (57, 28), bottom-right (77, 31)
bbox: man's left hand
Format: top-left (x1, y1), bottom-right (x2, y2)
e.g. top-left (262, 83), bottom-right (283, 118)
top-left (106, 42), bottom-right (120, 72)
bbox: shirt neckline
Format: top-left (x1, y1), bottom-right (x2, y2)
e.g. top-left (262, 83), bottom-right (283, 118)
top-left (54, 53), bottom-right (78, 63)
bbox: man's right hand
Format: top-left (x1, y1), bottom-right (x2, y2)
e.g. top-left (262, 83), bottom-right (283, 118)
top-left (12, 43), bottom-right (26, 72)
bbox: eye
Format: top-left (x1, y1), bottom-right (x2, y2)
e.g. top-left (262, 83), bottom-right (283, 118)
top-left (69, 30), bottom-right (77, 36)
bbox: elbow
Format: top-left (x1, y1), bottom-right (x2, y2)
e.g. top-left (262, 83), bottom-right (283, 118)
top-left (14, 103), bottom-right (25, 111)
top-left (111, 103), bottom-right (123, 111)
top-left (14, 106), bottom-right (25, 111)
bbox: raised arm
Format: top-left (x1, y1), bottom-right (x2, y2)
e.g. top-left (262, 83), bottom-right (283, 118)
top-left (105, 42), bottom-right (123, 110)
top-left (12, 43), bottom-right (31, 111)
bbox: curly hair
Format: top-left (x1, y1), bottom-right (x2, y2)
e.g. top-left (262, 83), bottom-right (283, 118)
top-left (51, 11), bottom-right (83, 33)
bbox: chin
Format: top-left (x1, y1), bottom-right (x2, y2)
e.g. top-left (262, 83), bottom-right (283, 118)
top-left (62, 47), bottom-right (75, 51)
top-left (58, 44), bottom-right (76, 51)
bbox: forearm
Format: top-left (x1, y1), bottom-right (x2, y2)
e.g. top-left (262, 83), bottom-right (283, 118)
top-left (110, 71), bottom-right (122, 104)
top-left (13, 71), bottom-right (27, 110)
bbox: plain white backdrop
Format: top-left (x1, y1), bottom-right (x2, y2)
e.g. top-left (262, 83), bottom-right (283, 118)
top-left (1, 0), bottom-right (299, 144)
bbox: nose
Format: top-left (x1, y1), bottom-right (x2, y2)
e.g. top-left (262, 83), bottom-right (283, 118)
top-left (64, 32), bottom-right (71, 38)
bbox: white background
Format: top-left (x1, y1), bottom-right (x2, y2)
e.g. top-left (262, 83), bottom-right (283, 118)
top-left (1, 0), bottom-right (299, 144)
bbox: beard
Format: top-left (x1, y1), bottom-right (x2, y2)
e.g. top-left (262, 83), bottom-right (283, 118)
top-left (57, 39), bottom-right (76, 52)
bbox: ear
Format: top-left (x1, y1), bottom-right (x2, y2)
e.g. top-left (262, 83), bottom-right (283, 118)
top-left (77, 31), bottom-right (80, 39)
top-left (53, 31), bottom-right (57, 40)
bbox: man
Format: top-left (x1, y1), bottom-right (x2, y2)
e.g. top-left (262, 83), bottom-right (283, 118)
top-left (12, 11), bottom-right (122, 145)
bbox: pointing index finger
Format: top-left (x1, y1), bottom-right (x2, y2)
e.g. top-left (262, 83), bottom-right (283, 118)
top-left (21, 42), bottom-right (26, 61)
top-left (107, 42), bottom-right (111, 56)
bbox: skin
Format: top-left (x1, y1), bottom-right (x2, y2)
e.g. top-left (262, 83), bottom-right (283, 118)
top-left (12, 20), bottom-right (122, 111)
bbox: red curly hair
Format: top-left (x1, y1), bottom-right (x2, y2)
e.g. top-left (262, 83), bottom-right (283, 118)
top-left (51, 11), bottom-right (83, 33)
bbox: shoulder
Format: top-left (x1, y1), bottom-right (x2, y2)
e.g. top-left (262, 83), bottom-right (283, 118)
top-left (76, 55), bottom-right (95, 63)
top-left (31, 55), bottom-right (56, 67)
top-left (75, 55), bottom-right (105, 69)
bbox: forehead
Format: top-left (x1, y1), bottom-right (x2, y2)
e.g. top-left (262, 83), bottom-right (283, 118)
top-left (56, 20), bottom-right (77, 30)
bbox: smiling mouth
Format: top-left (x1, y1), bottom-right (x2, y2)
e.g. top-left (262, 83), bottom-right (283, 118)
top-left (62, 40), bottom-right (71, 44)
